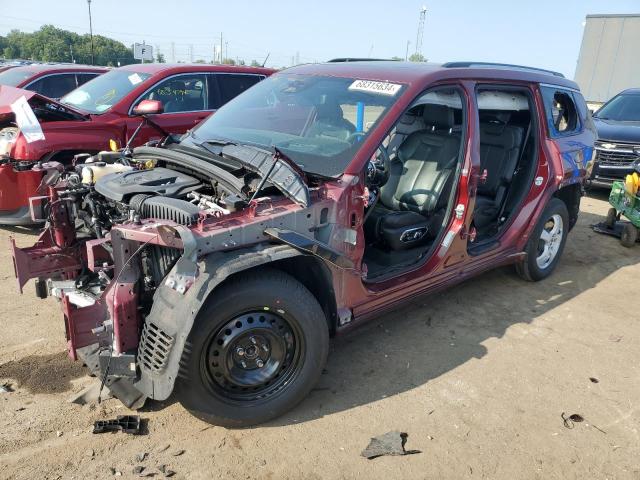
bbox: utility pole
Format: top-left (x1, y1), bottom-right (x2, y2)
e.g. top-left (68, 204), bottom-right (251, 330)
top-left (415, 5), bottom-right (427, 58)
top-left (220, 32), bottom-right (223, 63)
top-left (225, 41), bottom-right (229, 63)
top-left (405, 40), bottom-right (410, 61)
top-left (70, 44), bottom-right (75, 63)
top-left (87, 0), bottom-right (94, 65)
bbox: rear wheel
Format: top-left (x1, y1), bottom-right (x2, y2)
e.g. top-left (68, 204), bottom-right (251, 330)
top-left (516, 198), bottom-right (569, 281)
top-left (175, 269), bottom-right (329, 427)
top-left (605, 208), bottom-right (617, 229)
top-left (620, 223), bottom-right (638, 248)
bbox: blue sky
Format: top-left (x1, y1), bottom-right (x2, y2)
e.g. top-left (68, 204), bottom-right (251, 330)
top-left (0, 0), bottom-right (638, 77)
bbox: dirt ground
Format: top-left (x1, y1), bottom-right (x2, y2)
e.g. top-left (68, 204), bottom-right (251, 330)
top-left (1, 190), bottom-right (639, 480)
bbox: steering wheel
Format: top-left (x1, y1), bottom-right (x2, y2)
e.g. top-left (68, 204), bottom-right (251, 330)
top-left (367, 145), bottom-right (391, 188)
top-left (347, 131), bottom-right (367, 143)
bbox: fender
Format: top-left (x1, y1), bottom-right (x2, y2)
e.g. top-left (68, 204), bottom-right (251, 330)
top-left (134, 243), bottom-right (305, 400)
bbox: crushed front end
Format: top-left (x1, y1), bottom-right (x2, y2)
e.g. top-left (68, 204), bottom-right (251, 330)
top-left (11, 143), bottom-right (333, 408)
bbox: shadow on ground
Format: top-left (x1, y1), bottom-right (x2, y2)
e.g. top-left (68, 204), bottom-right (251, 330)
top-left (257, 209), bottom-right (639, 426)
top-left (0, 351), bottom-right (86, 394)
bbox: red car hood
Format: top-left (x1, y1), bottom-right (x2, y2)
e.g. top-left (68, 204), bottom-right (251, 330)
top-left (0, 85), bottom-right (88, 118)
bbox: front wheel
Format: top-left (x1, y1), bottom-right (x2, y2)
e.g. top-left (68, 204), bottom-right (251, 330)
top-left (516, 198), bottom-right (569, 281)
top-left (175, 269), bottom-right (329, 427)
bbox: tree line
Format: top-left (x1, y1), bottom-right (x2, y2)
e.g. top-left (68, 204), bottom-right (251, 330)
top-left (0, 25), bottom-right (135, 66)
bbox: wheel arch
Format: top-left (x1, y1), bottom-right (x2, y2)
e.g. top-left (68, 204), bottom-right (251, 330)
top-left (553, 182), bottom-right (582, 230)
top-left (134, 243), bottom-right (335, 401)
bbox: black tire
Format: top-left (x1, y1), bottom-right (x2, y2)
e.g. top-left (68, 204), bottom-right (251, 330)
top-left (620, 223), bottom-right (638, 248)
top-left (516, 198), bottom-right (569, 282)
top-left (175, 268), bottom-right (329, 428)
top-left (605, 208), bottom-right (617, 229)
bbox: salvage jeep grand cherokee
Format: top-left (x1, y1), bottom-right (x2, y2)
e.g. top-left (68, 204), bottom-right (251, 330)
top-left (12, 61), bottom-right (595, 427)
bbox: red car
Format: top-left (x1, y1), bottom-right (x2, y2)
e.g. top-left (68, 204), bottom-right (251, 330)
top-left (0, 63), bottom-right (107, 98)
top-left (0, 63), bottom-right (273, 224)
top-left (12, 61), bottom-right (595, 426)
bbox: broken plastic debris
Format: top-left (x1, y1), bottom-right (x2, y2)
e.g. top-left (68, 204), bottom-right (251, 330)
top-left (361, 431), bottom-right (421, 459)
top-left (93, 415), bottom-right (142, 434)
top-left (0, 383), bottom-right (13, 393)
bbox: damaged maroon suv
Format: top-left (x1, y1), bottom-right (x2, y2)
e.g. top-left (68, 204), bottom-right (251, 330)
top-left (12, 61), bottom-right (595, 427)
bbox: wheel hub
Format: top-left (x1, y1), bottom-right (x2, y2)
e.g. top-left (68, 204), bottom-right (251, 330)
top-left (204, 312), bottom-right (299, 400)
top-left (536, 214), bottom-right (564, 269)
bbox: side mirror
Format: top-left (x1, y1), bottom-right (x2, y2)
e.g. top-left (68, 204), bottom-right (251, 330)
top-left (133, 99), bottom-right (164, 116)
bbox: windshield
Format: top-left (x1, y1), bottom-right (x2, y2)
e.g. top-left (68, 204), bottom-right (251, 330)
top-left (188, 74), bottom-right (404, 177)
top-left (0, 68), bottom-right (34, 87)
top-left (61, 70), bottom-right (151, 114)
top-left (595, 93), bottom-right (640, 122)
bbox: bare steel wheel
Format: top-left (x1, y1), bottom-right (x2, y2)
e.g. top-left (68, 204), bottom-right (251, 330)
top-left (175, 269), bottom-right (329, 428)
top-left (516, 198), bottom-right (569, 281)
top-left (203, 311), bottom-right (302, 402)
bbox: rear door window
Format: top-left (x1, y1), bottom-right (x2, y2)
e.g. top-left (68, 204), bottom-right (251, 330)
top-left (135, 74), bottom-right (208, 113)
top-left (213, 74), bottom-right (263, 108)
top-left (540, 86), bottom-right (581, 137)
top-left (27, 73), bottom-right (78, 99)
top-left (76, 73), bottom-right (101, 87)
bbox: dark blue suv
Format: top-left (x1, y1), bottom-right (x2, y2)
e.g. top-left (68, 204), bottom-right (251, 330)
top-left (588, 88), bottom-right (640, 188)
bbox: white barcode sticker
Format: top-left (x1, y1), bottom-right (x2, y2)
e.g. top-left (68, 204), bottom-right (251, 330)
top-left (348, 80), bottom-right (402, 96)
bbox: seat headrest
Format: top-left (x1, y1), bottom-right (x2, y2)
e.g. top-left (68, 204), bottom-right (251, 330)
top-left (316, 102), bottom-right (344, 121)
top-left (422, 104), bottom-right (454, 129)
top-left (479, 112), bottom-right (511, 136)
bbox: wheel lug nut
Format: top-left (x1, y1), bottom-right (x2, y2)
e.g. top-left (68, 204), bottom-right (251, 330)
top-left (250, 336), bottom-right (257, 344)
top-left (236, 347), bottom-right (245, 356)
top-left (241, 360), bottom-right (247, 368)
top-left (256, 359), bottom-right (264, 368)
top-left (262, 344), bottom-right (269, 352)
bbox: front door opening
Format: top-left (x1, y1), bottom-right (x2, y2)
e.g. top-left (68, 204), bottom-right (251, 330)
top-left (362, 87), bottom-right (467, 280)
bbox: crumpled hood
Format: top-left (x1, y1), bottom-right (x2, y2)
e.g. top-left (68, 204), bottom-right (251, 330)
top-left (0, 85), bottom-right (88, 119)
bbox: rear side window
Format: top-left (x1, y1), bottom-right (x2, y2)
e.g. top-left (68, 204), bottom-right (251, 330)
top-left (76, 73), bottom-right (100, 87)
top-left (27, 73), bottom-right (78, 99)
top-left (214, 74), bottom-right (262, 107)
top-left (540, 86), bottom-right (581, 137)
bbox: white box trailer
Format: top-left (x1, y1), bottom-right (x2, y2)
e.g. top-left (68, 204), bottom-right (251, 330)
top-left (575, 14), bottom-right (640, 106)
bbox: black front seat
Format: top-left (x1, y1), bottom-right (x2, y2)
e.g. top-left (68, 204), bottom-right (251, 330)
top-left (473, 117), bottom-right (524, 229)
top-left (365, 104), bottom-right (461, 250)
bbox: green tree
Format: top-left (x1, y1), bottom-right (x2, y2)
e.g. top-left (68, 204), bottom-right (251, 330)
top-left (0, 25), bottom-right (135, 66)
top-left (156, 52), bottom-right (166, 63)
top-left (221, 57), bottom-right (235, 65)
top-left (408, 53), bottom-right (426, 62)
top-left (250, 59), bottom-right (261, 67)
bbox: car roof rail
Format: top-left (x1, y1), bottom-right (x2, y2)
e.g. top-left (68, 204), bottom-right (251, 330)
top-left (327, 58), bottom-right (399, 63)
top-left (442, 61), bottom-right (565, 78)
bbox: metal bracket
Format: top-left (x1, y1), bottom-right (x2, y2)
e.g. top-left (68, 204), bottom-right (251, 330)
top-left (163, 225), bottom-right (199, 295)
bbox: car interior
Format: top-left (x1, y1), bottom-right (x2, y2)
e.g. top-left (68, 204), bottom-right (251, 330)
top-left (362, 87), bottom-right (465, 279)
top-left (471, 88), bottom-right (537, 246)
top-left (362, 86), bottom-right (538, 279)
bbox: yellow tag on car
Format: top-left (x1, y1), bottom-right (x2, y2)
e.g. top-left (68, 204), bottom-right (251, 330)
top-left (109, 139), bottom-right (119, 152)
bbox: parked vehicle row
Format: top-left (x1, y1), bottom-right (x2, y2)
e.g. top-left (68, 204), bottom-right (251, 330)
top-left (0, 63), bottom-right (273, 224)
top-left (10, 60), bottom-right (596, 426)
